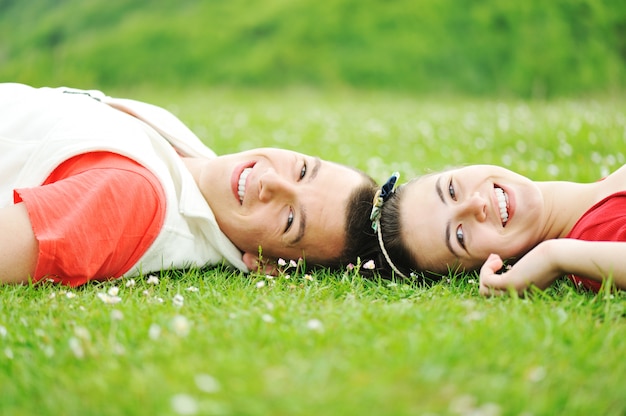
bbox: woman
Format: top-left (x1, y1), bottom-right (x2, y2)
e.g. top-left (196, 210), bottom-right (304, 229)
top-left (366, 165), bottom-right (626, 295)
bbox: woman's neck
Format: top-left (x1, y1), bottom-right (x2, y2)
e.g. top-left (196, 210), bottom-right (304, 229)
top-left (538, 166), bottom-right (626, 238)
top-left (538, 181), bottom-right (596, 238)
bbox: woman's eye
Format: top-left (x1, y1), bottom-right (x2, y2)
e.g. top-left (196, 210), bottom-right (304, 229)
top-left (456, 225), bottom-right (465, 249)
top-left (448, 180), bottom-right (456, 200)
top-left (299, 163), bottom-right (307, 180)
top-left (285, 210), bottom-right (294, 232)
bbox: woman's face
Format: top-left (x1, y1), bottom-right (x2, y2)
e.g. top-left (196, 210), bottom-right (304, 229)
top-left (399, 165), bottom-right (546, 273)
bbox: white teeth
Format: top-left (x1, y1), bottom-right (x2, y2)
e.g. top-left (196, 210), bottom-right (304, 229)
top-left (495, 187), bottom-right (509, 225)
top-left (238, 168), bottom-right (252, 203)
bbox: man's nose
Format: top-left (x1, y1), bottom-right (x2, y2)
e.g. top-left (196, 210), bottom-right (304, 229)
top-left (456, 192), bottom-right (487, 222)
top-left (258, 169), bottom-right (296, 202)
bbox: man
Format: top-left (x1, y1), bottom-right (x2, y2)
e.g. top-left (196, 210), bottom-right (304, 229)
top-left (0, 83), bottom-right (376, 285)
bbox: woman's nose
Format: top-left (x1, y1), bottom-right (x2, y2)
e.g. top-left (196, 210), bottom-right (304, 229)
top-left (258, 169), bottom-right (296, 202)
top-left (457, 192), bottom-right (487, 222)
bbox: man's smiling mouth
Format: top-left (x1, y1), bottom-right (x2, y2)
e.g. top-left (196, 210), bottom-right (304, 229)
top-left (238, 167), bottom-right (252, 203)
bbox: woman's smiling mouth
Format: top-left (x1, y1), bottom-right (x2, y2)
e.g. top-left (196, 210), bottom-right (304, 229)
top-left (494, 185), bottom-right (509, 226)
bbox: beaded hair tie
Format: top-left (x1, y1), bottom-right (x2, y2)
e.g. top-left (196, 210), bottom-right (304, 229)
top-left (369, 172), bottom-right (409, 279)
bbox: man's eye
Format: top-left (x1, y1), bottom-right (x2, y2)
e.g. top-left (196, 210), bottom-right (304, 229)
top-left (285, 210), bottom-right (294, 232)
top-left (299, 163), bottom-right (307, 180)
top-left (448, 179), bottom-right (456, 201)
top-left (456, 225), bottom-right (465, 249)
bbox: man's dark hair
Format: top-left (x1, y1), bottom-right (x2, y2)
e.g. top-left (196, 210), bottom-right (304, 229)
top-left (303, 170), bottom-right (378, 272)
top-left (338, 179), bottom-right (379, 267)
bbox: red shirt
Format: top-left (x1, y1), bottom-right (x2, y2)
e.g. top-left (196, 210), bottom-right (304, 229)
top-left (564, 191), bottom-right (626, 292)
top-left (15, 152), bottom-right (166, 286)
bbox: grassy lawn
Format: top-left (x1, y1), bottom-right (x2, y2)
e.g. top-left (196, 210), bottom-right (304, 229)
top-left (1, 88), bottom-right (625, 415)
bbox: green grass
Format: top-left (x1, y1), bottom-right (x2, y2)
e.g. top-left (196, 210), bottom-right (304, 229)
top-left (1, 89), bottom-right (626, 415)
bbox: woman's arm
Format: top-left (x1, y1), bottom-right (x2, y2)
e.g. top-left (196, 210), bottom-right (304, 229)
top-left (0, 203), bottom-right (37, 283)
top-left (479, 239), bottom-right (626, 296)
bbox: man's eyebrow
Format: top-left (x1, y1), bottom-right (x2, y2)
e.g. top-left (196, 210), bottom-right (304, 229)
top-left (436, 175), bottom-right (459, 258)
top-left (436, 175), bottom-right (445, 204)
top-left (289, 208), bottom-right (307, 247)
top-left (308, 157), bottom-right (321, 182)
top-left (288, 157), bottom-right (320, 247)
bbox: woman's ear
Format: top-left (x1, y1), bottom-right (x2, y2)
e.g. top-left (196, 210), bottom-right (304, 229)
top-left (242, 252), bottom-right (278, 276)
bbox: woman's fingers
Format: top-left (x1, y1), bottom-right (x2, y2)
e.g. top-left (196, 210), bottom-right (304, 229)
top-left (479, 253), bottom-right (506, 296)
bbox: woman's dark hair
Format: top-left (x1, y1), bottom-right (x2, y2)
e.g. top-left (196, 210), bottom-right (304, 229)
top-left (323, 172), bottom-right (441, 284)
top-left (334, 175), bottom-right (415, 278)
top-left (345, 180), bottom-right (443, 283)
top-left (374, 184), bottom-right (418, 278)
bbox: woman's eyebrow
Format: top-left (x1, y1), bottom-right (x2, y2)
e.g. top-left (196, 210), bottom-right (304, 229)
top-left (436, 176), bottom-right (460, 258)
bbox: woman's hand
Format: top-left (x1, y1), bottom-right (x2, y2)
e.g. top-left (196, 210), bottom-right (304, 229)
top-left (479, 239), bottom-right (626, 296)
top-left (478, 241), bottom-right (561, 296)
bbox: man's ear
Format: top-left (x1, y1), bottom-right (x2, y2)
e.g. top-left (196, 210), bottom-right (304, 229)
top-left (242, 252), bottom-right (278, 276)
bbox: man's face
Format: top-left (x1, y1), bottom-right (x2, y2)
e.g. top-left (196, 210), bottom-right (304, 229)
top-left (195, 148), bottom-right (366, 269)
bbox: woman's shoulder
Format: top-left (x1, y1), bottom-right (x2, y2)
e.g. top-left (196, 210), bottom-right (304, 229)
top-left (588, 165), bottom-right (626, 203)
top-left (603, 164), bottom-right (626, 186)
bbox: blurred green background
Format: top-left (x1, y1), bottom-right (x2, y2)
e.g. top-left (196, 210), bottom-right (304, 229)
top-left (1, 0), bottom-right (624, 98)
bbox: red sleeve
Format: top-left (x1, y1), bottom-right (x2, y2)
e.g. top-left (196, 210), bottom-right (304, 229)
top-left (565, 192), bottom-right (626, 292)
top-left (14, 152), bottom-right (166, 287)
